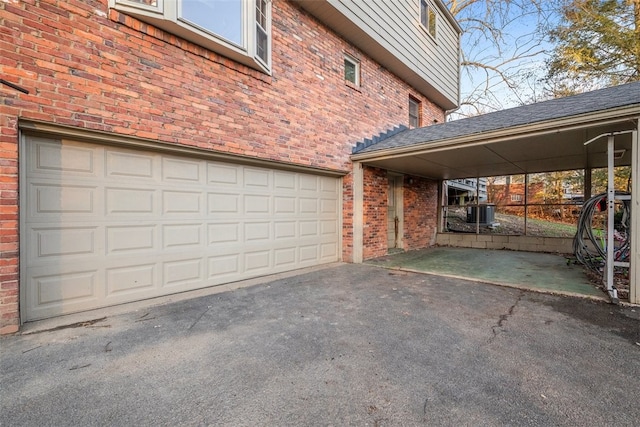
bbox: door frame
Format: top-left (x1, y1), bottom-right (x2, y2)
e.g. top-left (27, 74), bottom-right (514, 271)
top-left (387, 173), bottom-right (404, 250)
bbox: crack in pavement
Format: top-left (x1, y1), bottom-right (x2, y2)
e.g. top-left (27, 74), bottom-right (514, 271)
top-left (489, 291), bottom-right (524, 343)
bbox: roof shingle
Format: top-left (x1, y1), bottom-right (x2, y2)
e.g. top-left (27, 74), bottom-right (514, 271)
top-left (353, 81), bottom-right (640, 154)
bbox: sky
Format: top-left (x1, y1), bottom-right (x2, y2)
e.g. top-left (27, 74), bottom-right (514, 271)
top-left (452, 0), bottom-right (561, 118)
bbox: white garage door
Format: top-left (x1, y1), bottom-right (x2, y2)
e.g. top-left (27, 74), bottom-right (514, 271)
top-left (22, 136), bottom-right (341, 321)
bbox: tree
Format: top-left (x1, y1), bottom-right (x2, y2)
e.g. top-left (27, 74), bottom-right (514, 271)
top-left (445, 0), bottom-right (557, 118)
top-left (545, 0), bottom-right (640, 91)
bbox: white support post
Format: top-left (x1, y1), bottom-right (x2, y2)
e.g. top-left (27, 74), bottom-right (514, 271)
top-left (475, 177), bottom-right (480, 234)
top-left (524, 174), bottom-right (529, 235)
top-left (353, 162), bottom-right (364, 264)
top-left (631, 129), bottom-right (639, 304)
top-left (606, 135), bottom-right (619, 302)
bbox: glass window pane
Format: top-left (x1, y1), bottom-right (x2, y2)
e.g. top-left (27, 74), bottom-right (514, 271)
top-left (256, 24), bottom-right (268, 63)
top-left (180, 0), bottom-right (243, 46)
top-left (409, 98), bottom-right (420, 128)
top-left (420, 0), bottom-right (427, 27)
top-left (256, 0), bottom-right (267, 28)
top-left (344, 58), bottom-right (357, 84)
top-left (428, 8), bottom-right (436, 37)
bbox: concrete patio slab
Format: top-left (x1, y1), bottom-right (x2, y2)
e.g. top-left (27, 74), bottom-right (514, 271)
top-left (367, 247), bottom-right (605, 299)
top-left (1, 263), bottom-right (639, 426)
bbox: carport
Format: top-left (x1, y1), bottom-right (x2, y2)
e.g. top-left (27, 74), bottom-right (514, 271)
top-left (351, 82), bottom-right (640, 304)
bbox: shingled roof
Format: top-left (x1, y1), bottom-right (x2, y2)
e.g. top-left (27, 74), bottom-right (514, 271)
top-left (353, 81), bottom-right (640, 155)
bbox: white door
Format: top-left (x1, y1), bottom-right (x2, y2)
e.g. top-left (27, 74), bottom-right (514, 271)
top-left (22, 136), bottom-right (341, 321)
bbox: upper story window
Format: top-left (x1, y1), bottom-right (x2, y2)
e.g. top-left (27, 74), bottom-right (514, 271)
top-left (420, 0), bottom-right (437, 39)
top-left (409, 96), bottom-right (421, 128)
top-left (111, 0), bottom-right (271, 73)
top-left (344, 54), bottom-right (360, 86)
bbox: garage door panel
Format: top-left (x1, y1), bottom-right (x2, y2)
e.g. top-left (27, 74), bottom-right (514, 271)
top-left (208, 223), bottom-right (240, 243)
top-left (320, 220), bottom-right (338, 235)
top-left (106, 225), bottom-right (156, 254)
top-left (162, 157), bottom-right (204, 183)
top-left (244, 222), bottom-right (270, 241)
top-left (23, 137), bottom-right (341, 321)
top-left (162, 224), bottom-right (203, 249)
top-left (244, 194), bottom-right (270, 214)
top-left (320, 176), bottom-right (338, 193)
top-left (208, 162), bottom-right (240, 185)
top-left (274, 171), bottom-right (296, 189)
top-left (31, 226), bottom-right (97, 259)
top-left (31, 139), bottom-right (97, 176)
top-left (162, 190), bottom-right (203, 214)
top-left (321, 242), bottom-right (338, 260)
top-left (244, 168), bottom-right (271, 188)
top-left (31, 183), bottom-right (96, 216)
top-left (274, 196), bottom-right (296, 214)
top-left (321, 198), bottom-right (338, 214)
top-left (105, 149), bottom-right (155, 180)
top-left (208, 254), bottom-right (241, 278)
top-left (274, 247), bottom-right (296, 267)
top-left (106, 263), bottom-right (157, 296)
top-left (274, 221), bottom-right (296, 239)
top-left (299, 175), bottom-right (318, 191)
top-left (300, 220), bottom-right (319, 237)
top-left (245, 250), bottom-right (271, 272)
top-left (163, 258), bottom-right (203, 288)
top-left (208, 193), bottom-right (240, 213)
top-left (299, 245), bottom-right (319, 262)
top-left (300, 198), bottom-right (319, 214)
top-left (25, 266), bottom-right (102, 320)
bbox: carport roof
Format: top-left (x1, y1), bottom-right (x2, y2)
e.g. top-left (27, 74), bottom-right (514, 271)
top-left (352, 81), bottom-right (640, 180)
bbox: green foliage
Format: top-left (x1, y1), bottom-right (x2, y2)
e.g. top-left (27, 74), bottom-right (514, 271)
top-left (546, 0), bottom-right (640, 90)
top-left (590, 166), bottom-right (632, 193)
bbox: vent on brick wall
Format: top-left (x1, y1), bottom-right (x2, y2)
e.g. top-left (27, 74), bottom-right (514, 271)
top-left (352, 125), bottom-right (408, 154)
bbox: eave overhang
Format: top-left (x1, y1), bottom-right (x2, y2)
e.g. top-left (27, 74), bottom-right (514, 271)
top-left (351, 105), bottom-right (640, 180)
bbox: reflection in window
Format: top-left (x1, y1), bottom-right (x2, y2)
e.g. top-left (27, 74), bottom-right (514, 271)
top-left (130, 0), bottom-right (157, 5)
top-left (344, 54), bottom-right (360, 86)
top-left (180, 0), bottom-right (243, 46)
top-left (256, 0), bottom-right (268, 63)
top-left (409, 97), bottom-right (421, 128)
top-left (420, 0), bottom-right (437, 38)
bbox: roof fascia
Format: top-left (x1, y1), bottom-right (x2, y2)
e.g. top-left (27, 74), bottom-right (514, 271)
top-left (433, 0), bottom-right (462, 34)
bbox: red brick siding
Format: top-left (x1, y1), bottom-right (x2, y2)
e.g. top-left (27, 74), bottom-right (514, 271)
top-left (362, 167), bottom-right (388, 260)
top-left (403, 176), bottom-right (439, 250)
top-left (0, 0), bottom-right (445, 330)
top-left (0, 114), bottom-right (19, 334)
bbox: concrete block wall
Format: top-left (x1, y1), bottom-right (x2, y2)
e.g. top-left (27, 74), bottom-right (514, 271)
top-left (435, 233), bottom-right (574, 254)
top-left (0, 0), bottom-right (446, 332)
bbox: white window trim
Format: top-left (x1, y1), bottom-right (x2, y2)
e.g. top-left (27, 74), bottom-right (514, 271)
top-left (110, 0), bottom-right (271, 74)
top-left (344, 53), bottom-right (360, 86)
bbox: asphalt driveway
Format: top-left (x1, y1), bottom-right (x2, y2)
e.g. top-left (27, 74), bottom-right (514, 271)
top-left (1, 263), bottom-right (639, 426)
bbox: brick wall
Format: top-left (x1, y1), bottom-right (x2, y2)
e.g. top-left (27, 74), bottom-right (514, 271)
top-left (403, 176), bottom-right (439, 250)
top-left (362, 167), bottom-right (388, 260)
top-left (0, 0), bottom-right (445, 331)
